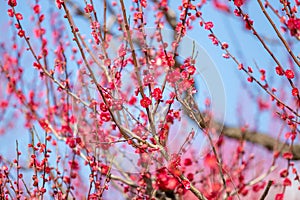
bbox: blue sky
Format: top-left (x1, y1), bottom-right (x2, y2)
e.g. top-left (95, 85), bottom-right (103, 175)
top-left (0, 0), bottom-right (295, 129)
top-left (0, 0), bottom-right (299, 198)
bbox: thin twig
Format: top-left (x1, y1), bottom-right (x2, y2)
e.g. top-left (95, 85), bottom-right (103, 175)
top-left (259, 180), bottom-right (273, 200)
top-left (257, 0), bottom-right (300, 67)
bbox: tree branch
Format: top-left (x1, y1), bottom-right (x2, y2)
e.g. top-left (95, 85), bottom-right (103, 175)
top-left (156, 1), bottom-right (300, 161)
top-left (220, 123), bottom-right (300, 160)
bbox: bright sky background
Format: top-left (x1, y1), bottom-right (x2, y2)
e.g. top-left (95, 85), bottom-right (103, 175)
top-left (0, 0), bottom-right (300, 199)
